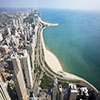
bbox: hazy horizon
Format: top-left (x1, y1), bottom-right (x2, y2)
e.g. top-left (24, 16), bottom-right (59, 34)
top-left (0, 0), bottom-right (100, 11)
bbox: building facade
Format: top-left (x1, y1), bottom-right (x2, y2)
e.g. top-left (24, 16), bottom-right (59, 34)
top-left (11, 55), bottom-right (29, 100)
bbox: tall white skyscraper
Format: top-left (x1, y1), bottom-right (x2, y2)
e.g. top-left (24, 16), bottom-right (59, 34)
top-left (13, 19), bottom-right (16, 28)
top-left (16, 20), bottom-right (19, 29)
top-left (30, 42), bottom-right (35, 70)
top-left (20, 50), bottom-right (33, 89)
top-left (0, 33), bottom-right (3, 42)
top-left (7, 28), bottom-right (11, 36)
top-left (15, 30), bottom-right (18, 37)
top-left (11, 54), bottom-right (29, 100)
top-left (18, 18), bottom-right (22, 29)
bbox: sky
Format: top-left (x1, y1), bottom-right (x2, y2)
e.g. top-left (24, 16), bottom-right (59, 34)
top-left (0, 0), bottom-right (100, 11)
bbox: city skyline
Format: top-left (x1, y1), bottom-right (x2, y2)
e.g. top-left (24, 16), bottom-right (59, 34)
top-left (0, 5), bottom-right (100, 100)
top-left (0, 0), bottom-right (100, 11)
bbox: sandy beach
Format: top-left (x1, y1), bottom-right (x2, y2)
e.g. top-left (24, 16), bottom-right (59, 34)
top-left (39, 17), bottom-right (99, 93)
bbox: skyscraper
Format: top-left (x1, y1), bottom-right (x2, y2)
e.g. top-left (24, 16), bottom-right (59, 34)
top-left (69, 83), bottom-right (78, 100)
top-left (0, 76), bottom-right (11, 100)
top-left (7, 28), bottom-right (11, 36)
top-left (20, 50), bottom-right (33, 89)
top-left (0, 33), bottom-right (3, 42)
top-left (13, 19), bottom-right (16, 28)
top-left (11, 54), bottom-right (29, 100)
top-left (51, 77), bottom-right (58, 100)
top-left (25, 41), bottom-right (35, 75)
top-left (30, 42), bottom-right (35, 70)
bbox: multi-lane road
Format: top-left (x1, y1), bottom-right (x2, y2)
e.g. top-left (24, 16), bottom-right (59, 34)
top-left (34, 21), bottom-right (98, 94)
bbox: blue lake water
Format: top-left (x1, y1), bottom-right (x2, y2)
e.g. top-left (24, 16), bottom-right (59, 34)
top-left (39, 9), bottom-right (100, 91)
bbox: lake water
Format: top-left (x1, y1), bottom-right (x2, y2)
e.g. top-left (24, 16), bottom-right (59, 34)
top-left (39, 9), bottom-right (100, 91)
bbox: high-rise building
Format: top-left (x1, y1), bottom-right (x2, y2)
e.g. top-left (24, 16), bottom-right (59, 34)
top-left (69, 83), bottom-right (78, 100)
top-left (18, 18), bottom-right (21, 29)
top-left (51, 85), bottom-right (58, 100)
top-left (0, 33), bottom-right (3, 42)
top-left (20, 26), bottom-right (24, 35)
top-left (0, 76), bottom-right (11, 100)
top-left (5, 38), bottom-right (10, 47)
top-left (11, 35), bottom-right (19, 47)
top-left (30, 42), bottom-right (35, 70)
top-left (29, 24), bottom-right (32, 36)
top-left (13, 19), bottom-right (16, 28)
top-left (64, 88), bottom-right (70, 100)
top-left (51, 77), bottom-right (58, 100)
top-left (69, 89), bottom-right (78, 100)
top-left (7, 28), bottom-right (11, 36)
top-left (11, 54), bottom-right (29, 100)
top-left (20, 50), bottom-right (33, 89)
top-left (25, 42), bottom-right (35, 72)
top-left (16, 20), bottom-right (19, 29)
top-left (15, 30), bottom-right (18, 37)
top-left (57, 86), bottom-right (63, 100)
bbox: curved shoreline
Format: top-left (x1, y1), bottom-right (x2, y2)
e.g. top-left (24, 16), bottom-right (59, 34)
top-left (39, 18), bottom-right (99, 93)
